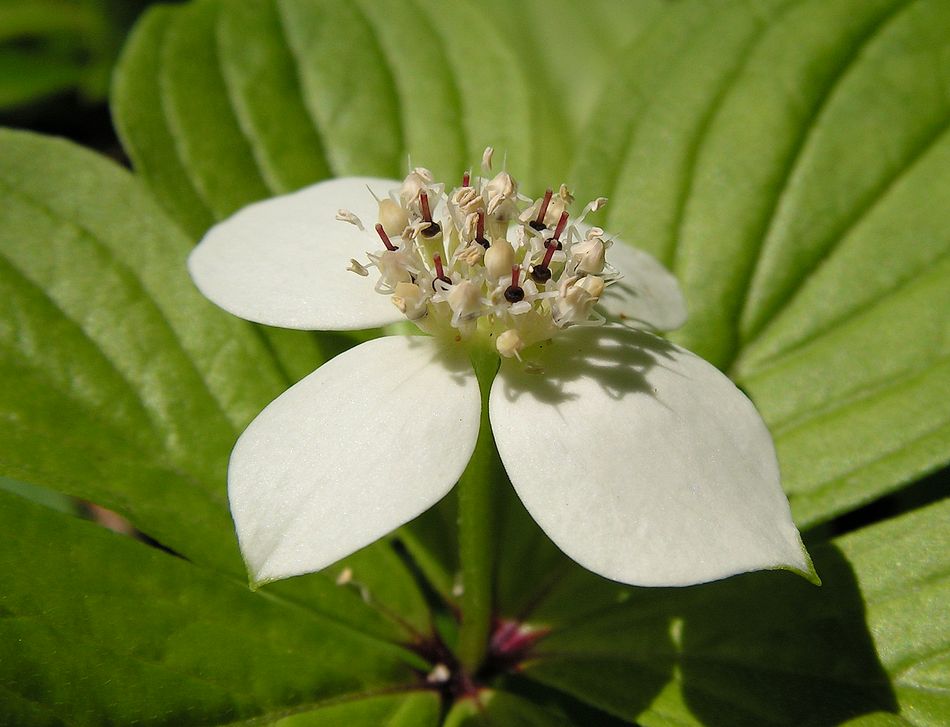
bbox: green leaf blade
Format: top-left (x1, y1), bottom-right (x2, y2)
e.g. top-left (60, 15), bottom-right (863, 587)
top-left (672, 0), bottom-right (910, 366)
top-left (217, 0), bottom-right (332, 194)
top-left (0, 489), bottom-right (428, 726)
top-left (111, 4), bottom-right (217, 238)
top-left (160, 0), bottom-right (273, 217)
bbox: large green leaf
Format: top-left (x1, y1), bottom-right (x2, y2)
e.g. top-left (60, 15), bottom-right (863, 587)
top-left (0, 127), bottom-right (432, 641)
top-left (572, 0), bottom-right (950, 528)
top-left (0, 489), bottom-right (431, 726)
top-left (112, 0), bottom-right (670, 236)
top-left (518, 498), bottom-right (950, 726)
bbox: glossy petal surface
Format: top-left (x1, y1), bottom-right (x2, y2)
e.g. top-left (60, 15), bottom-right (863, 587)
top-left (189, 177), bottom-right (403, 330)
top-left (230, 336), bottom-right (480, 584)
top-left (599, 238), bottom-right (688, 332)
top-left (490, 325), bottom-right (810, 586)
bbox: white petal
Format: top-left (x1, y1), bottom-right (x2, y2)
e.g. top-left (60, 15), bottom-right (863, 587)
top-left (601, 239), bottom-right (687, 332)
top-left (230, 335), bottom-right (480, 584)
top-left (490, 325), bottom-right (811, 587)
top-left (189, 177), bottom-right (405, 330)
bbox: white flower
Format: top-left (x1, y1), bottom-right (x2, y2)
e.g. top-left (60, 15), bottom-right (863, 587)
top-left (188, 161), bottom-right (814, 588)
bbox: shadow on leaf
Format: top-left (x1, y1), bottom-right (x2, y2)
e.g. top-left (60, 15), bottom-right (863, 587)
top-left (512, 540), bottom-right (894, 725)
top-left (678, 543), bottom-right (895, 726)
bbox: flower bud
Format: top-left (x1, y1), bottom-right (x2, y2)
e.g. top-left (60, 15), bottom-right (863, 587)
top-left (392, 281), bottom-right (427, 320)
top-left (399, 168), bottom-right (434, 212)
top-left (376, 250), bottom-right (412, 288)
top-left (556, 275), bottom-right (605, 324)
top-left (485, 172), bottom-right (518, 217)
top-left (378, 198), bottom-right (408, 236)
top-left (496, 329), bottom-right (525, 358)
top-left (571, 235), bottom-right (606, 275)
top-left (484, 239), bottom-right (514, 281)
top-left (447, 280), bottom-right (482, 321)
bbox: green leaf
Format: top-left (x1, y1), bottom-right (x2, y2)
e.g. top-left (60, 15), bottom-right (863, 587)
top-left (268, 690), bottom-right (440, 726)
top-left (572, 0), bottom-right (950, 527)
top-left (0, 127), bottom-right (431, 640)
top-left (111, 4), bottom-right (217, 238)
top-left (112, 0), bottom-right (673, 234)
top-left (517, 498), bottom-right (950, 726)
top-left (443, 690), bottom-right (574, 727)
top-left (0, 488), bottom-right (429, 726)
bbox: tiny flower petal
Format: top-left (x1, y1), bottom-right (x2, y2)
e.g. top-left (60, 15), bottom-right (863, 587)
top-left (230, 335), bottom-right (480, 585)
top-left (490, 325), bottom-right (811, 587)
top-left (189, 177), bottom-right (405, 330)
top-left (598, 239), bottom-right (688, 332)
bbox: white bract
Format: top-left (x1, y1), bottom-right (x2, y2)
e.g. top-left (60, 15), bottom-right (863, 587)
top-left (189, 154), bottom-right (814, 588)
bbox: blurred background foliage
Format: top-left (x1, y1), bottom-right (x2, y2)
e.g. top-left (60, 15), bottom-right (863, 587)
top-left (0, 0), bottom-right (175, 148)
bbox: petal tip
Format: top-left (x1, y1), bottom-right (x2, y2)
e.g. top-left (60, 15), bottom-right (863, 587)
top-left (787, 541), bottom-right (822, 586)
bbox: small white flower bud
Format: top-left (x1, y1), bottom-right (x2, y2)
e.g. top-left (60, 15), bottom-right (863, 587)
top-left (399, 169), bottom-right (433, 211)
top-left (556, 275), bottom-right (605, 324)
top-left (376, 250), bottom-right (412, 288)
top-left (447, 280), bottom-right (482, 322)
top-left (571, 235), bottom-right (606, 275)
top-left (484, 239), bottom-right (514, 281)
top-left (485, 172), bottom-right (518, 217)
top-left (543, 196), bottom-right (569, 228)
top-left (392, 281), bottom-right (427, 320)
top-left (496, 329), bottom-right (525, 359)
top-left (378, 198), bottom-right (408, 235)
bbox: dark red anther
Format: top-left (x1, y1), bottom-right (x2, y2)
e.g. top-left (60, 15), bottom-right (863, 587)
top-left (462, 170), bottom-right (471, 187)
top-left (504, 265), bottom-right (525, 303)
top-left (432, 253), bottom-right (452, 290)
top-left (375, 223), bottom-right (397, 251)
top-left (530, 188), bottom-right (553, 232)
top-left (475, 209), bottom-right (489, 248)
top-left (549, 210), bottom-right (569, 250)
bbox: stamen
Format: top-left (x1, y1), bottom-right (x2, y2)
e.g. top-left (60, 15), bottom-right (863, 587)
top-left (432, 254), bottom-right (452, 290)
top-left (504, 265), bottom-right (525, 303)
top-left (475, 209), bottom-right (489, 248)
top-left (530, 188), bottom-right (553, 232)
top-left (549, 210), bottom-right (569, 250)
top-left (375, 223), bottom-right (398, 251)
top-left (419, 191), bottom-right (441, 238)
top-left (420, 191), bottom-right (432, 222)
top-left (531, 240), bottom-right (559, 284)
top-left (462, 170), bottom-right (471, 187)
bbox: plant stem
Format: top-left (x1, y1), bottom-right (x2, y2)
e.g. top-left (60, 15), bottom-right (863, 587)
top-left (455, 344), bottom-right (501, 674)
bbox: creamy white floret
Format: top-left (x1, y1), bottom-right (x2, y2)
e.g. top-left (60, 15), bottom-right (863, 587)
top-left (347, 161), bottom-right (619, 359)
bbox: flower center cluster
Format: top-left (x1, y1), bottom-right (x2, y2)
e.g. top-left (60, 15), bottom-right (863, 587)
top-left (341, 148), bottom-right (619, 359)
